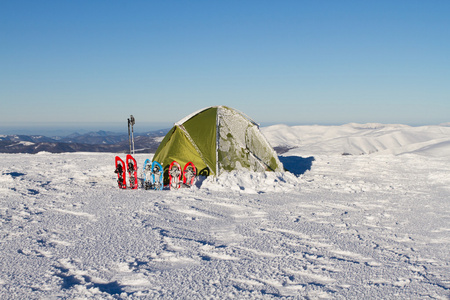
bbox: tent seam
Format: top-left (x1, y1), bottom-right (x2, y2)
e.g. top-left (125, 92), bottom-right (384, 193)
top-left (216, 107), bottom-right (220, 175)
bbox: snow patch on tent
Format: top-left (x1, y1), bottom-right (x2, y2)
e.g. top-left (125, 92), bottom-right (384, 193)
top-left (198, 171), bottom-right (300, 194)
top-left (217, 106), bottom-right (283, 173)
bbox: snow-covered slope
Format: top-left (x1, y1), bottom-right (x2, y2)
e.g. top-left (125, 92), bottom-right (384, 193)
top-left (1, 124), bottom-right (449, 299)
top-left (263, 123), bottom-right (450, 157)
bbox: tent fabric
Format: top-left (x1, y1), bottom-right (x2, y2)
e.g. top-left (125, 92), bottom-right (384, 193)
top-left (153, 106), bottom-right (283, 182)
top-left (181, 106), bottom-right (217, 174)
top-left (154, 126), bottom-right (208, 173)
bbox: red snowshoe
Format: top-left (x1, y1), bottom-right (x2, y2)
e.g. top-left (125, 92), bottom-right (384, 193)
top-left (126, 154), bottom-right (138, 189)
top-left (115, 156), bottom-right (126, 189)
top-left (169, 161), bottom-right (182, 190)
top-left (182, 162), bottom-right (197, 187)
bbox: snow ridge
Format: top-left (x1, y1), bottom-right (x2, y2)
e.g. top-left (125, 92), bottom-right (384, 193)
top-left (263, 123), bottom-right (450, 157)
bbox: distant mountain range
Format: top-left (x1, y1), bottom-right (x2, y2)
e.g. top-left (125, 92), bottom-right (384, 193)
top-left (0, 129), bottom-right (169, 154)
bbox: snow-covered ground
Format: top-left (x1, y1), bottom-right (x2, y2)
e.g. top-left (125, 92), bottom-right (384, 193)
top-left (1, 123), bottom-right (449, 299)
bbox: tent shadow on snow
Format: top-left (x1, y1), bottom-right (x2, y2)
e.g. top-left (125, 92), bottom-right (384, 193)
top-left (279, 156), bottom-right (315, 176)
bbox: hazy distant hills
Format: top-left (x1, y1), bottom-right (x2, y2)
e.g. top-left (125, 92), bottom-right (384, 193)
top-left (0, 129), bottom-right (169, 154)
top-left (4, 123), bottom-right (449, 156)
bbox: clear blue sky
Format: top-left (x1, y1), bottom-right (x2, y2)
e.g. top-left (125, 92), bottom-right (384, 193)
top-left (1, 0), bottom-right (449, 133)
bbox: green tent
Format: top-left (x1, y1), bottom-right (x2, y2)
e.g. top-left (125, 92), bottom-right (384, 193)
top-left (153, 106), bottom-right (283, 181)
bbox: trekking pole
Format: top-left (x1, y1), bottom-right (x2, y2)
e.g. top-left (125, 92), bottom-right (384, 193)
top-left (128, 117), bottom-right (131, 154)
top-left (130, 115), bottom-right (135, 155)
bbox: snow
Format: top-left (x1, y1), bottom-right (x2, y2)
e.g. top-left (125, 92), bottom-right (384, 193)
top-left (154, 136), bottom-right (164, 143)
top-left (7, 141), bottom-right (35, 147)
top-left (263, 123), bottom-right (450, 157)
top-left (1, 124), bottom-right (449, 299)
top-left (175, 106), bottom-right (257, 127)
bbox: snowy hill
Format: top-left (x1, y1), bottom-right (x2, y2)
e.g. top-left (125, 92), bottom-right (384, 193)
top-left (263, 123), bottom-right (450, 157)
top-left (0, 124), bottom-right (449, 299)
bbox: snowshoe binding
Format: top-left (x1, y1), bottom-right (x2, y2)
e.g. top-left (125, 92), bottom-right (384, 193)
top-left (115, 156), bottom-right (126, 189)
top-left (169, 161), bottom-right (182, 190)
top-left (182, 162), bottom-right (197, 188)
top-left (150, 161), bottom-right (164, 190)
top-left (143, 158), bottom-right (152, 190)
top-left (126, 154), bottom-right (138, 189)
